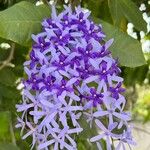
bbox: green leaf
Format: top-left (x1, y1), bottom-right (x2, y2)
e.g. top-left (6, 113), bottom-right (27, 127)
top-left (108, 0), bottom-right (146, 32)
top-left (95, 19), bottom-right (146, 67)
top-left (122, 65), bottom-right (149, 86)
top-left (0, 48), bottom-right (9, 61)
top-left (0, 111), bottom-right (11, 141)
top-left (77, 116), bottom-right (98, 150)
top-left (0, 68), bottom-right (16, 86)
top-left (0, 84), bottom-right (20, 112)
top-left (118, 0), bottom-right (146, 32)
top-left (108, 0), bottom-right (124, 26)
top-left (15, 0), bottom-right (36, 3)
top-left (0, 143), bottom-right (20, 150)
top-left (83, 0), bottom-right (113, 23)
top-left (79, 117), bottom-right (98, 139)
top-left (0, 1), bottom-right (50, 46)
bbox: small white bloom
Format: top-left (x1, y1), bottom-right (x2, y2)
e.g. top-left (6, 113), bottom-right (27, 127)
top-left (17, 83), bottom-right (24, 90)
top-left (64, 0), bottom-right (69, 3)
top-left (127, 28), bottom-right (133, 34)
top-left (132, 32), bottom-right (138, 39)
top-left (127, 23), bottom-right (137, 39)
top-left (35, 1), bottom-right (43, 6)
top-left (49, 0), bottom-right (54, 5)
top-left (140, 31), bottom-right (145, 39)
top-left (0, 43), bottom-right (11, 49)
top-left (148, 1), bottom-right (150, 5)
top-left (139, 3), bottom-right (146, 11)
top-left (144, 78), bottom-right (149, 84)
top-left (82, 8), bottom-right (90, 13)
top-left (141, 40), bottom-right (150, 53)
top-left (127, 23), bottom-right (134, 29)
top-left (143, 12), bottom-right (148, 22)
top-left (147, 23), bottom-right (150, 32)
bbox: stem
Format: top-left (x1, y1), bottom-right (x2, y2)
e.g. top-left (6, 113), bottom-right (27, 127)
top-left (69, 0), bottom-right (81, 10)
top-left (111, 137), bottom-right (115, 150)
top-left (10, 119), bottom-right (16, 145)
top-left (41, 0), bottom-right (51, 7)
top-left (0, 42), bottom-right (15, 70)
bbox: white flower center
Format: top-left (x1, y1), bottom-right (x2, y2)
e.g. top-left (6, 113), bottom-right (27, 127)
top-left (103, 70), bottom-right (106, 73)
top-left (80, 19), bottom-right (83, 22)
top-left (65, 21), bottom-right (68, 24)
top-left (88, 30), bottom-right (92, 34)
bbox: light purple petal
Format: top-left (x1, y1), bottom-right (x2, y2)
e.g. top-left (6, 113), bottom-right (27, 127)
top-left (38, 139), bottom-right (55, 150)
top-left (23, 90), bottom-right (35, 102)
top-left (59, 70), bottom-right (70, 78)
top-left (16, 103), bottom-right (34, 112)
top-left (65, 52), bottom-right (80, 62)
top-left (96, 142), bottom-right (102, 150)
top-left (40, 99), bottom-right (54, 108)
top-left (61, 106), bottom-right (83, 111)
top-left (68, 92), bottom-right (80, 101)
top-left (113, 112), bottom-right (131, 121)
top-left (51, 4), bottom-right (57, 20)
top-left (90, 133), bottom-right (105, 142)
top-left (66, 78), bottom-right (78, 87)
top-left (58, 45), bottom-right (69, 55)
top-left (66, 134), bottom-right (76, 148)
top-left (22, 130), bottom-right (34, 140)
top-left (95, 119), bottom-right (107, 132)
top-left (84, 75), bottom-right (99, 83)
top-left (89, 58), bottom-right (100, 69)
top-left (68, 128), bottom-right (83, 134)
top-left (58, 91), bottom-right (67, 105)
top-left (108, 122), bottom-right (118, 131)
top-left (105, 39), bottom-right (114, 50)
top-left (54, 142), bottom-right (59, 150)
top-left (106, 136), bottom-right (112, 150)
top-left (93, 111), bottom-right (108, 117)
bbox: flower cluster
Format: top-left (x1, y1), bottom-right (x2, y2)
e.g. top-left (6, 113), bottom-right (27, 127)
top-left (16, 5), bottom-right (135, 150)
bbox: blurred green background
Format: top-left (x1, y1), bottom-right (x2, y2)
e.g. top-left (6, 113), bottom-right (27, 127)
top-left (0, 0), bottom-right (150, 149)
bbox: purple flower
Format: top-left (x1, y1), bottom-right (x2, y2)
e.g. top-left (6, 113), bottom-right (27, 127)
top-left (90, 120), bottom-right (118, 150)
top-left (93, 97), bottom-right (131, 125)
top-left (16, 4), bottom-right (134, 150)
top-left (92, 45), bottom-right (111, 58)
top-left (82, 88), bottom-right (103, 108)
top-left (109, 82), bottom-right (125, 99)
top-left (116, 128), bottom-right (136, 150)
top-left (32, 36), bottom-right (50, 52)
top-left (52, 54), bottom-right (70, 70)
top-left (50, 29), bottom-right (71, 46)
top-left (52, 79), bottom-right (73, 95)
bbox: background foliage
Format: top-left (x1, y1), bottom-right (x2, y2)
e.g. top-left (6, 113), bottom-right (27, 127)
top-left (0, 0), bottom-right (149, 149)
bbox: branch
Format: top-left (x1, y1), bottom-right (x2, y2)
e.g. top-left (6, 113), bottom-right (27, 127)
top-left (69, 0), bottom-right (81, 10)
top-left (41, 0), bottom-right (51, 7)
top-left (0, 42), bottom-right (15, 70)
top-left (10, 119), bottom-right (16, 145)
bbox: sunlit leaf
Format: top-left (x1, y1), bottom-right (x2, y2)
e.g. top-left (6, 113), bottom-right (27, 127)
top-left (108, 0), bottom-right (146, 32)
top-left (0, 1), bottom-right (50, 46)
top-left (0, 111), bottom-right (11, 141)
top-left (95, 19), bottom-right (146, 67)
top-left (0, 68), bottom-right (16, 86)
top-left (108, 0), bottom-right (124, 26)
top-left (0, 143), bottom-right (20, 150)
